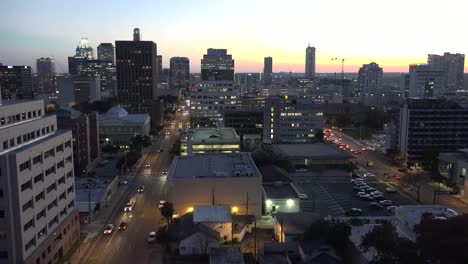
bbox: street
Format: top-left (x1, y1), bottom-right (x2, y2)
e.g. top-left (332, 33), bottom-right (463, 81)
top-left (78, 112), bottom-right (189, 264)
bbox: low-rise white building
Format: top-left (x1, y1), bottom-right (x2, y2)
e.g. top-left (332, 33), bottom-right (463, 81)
top-left (181, 127), bottom-right (240, 156)
top-left (99, 105), bottom-right (150, 148)
top-left (194, 205), bottom-right (232, 242)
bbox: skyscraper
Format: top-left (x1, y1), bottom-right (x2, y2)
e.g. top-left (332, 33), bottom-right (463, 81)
top-left (263, 57), bottom-right (273, 85)
top-left (191, 49), bottom-right (238, 127)
top-left (201, 48), bottom-right (235, 81)
top-left (133, 28), bottom-right (141, 41)
top-left (157, 55), bottom-right (163, 82)
top-left (0, 65), bottom-right (33, 100)
top-left (36, 57), bottom-right (55, 76)
top-left (35, 58), bottom-right (56, 93)
top-left (305, 45), bottom-right (316, 79)
top-left (358, 62), bottom-right (383, 105)
top-left (116, 29), bottom-right (158, 123)
top-left (169, 57), bottom-right (190, 89)
top-left (409, 64), bottom-right (445, 98)
top-left (428, 52), bottom-right (465, 93)
top-left (75, 37), bottom-right (94, 59)
top-left (0, 97), bottom-right (79, 264)
top-left (97, 43), bottom-right (115, 63)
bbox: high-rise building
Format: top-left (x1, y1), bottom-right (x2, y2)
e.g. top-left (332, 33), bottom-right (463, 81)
top-left (191, 49), bottom-right (238, 127)
top-left (116, 29), bottom-right (158, 123)
top-left (408, 64), bottom-right (445, 98)
top-left (305, 45), bottom-right (316, 79)
top-left (57, 107), bottom-right (100, 176)
top-left (97, 43), bottom-right (115, 63)
top-left (201, 49), bottom-right (234, 81)
top-left (36, 58), bottom-right (55, 76)
top-left (0, 98), bottom-right (79, 264)
top-left (263, 57), bottom-right (273, 85)
top-left (235, 73), bottom-right (262, 96)
top-left (263, 96), bottom-right (324, 144)
top-left (133, 28), bottom-right (141, 41)
top-left (358, 62), bottom-right (383, 105)
top-left (428, 52), bottom-right (465, 93)
top-left (57, 75), bottom-right (101, 105)
top-left (75, 37), bottom-right (94, 59)
top-left (157, 55), bottom-right (163, 82)
top-left (169, 57), bottom-right (190, 89)
top-left (398, 98), bottom-right (468, 167)
top-left (0, 65), bottom-right (33, 100)
top-left (68, 58), bottom-right (116, 98)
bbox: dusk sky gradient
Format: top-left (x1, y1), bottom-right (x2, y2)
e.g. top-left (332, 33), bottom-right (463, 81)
top-left (1, 0), bottom-right (467, 73)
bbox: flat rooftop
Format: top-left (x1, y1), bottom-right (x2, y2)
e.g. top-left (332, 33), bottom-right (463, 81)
top-left (75, 176), bottom-right (116, 213)
top-left (190, 127), bottom-right (239, 144)
top-left (271, 143), bottom-right (355, 160)
top-left (194, 205), bottom-right (232, 223)
top-left (169, 153), bottom-right (261, 179)
top-left (263, 183), bottom-right (299, 199)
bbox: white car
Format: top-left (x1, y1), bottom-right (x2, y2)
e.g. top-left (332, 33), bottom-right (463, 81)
top-left (103, 224), bottom-right (114, 235)
top-left (364, 173), bottom-right (376, 178)
top-left (386, 187), bottom-right (397, 193)
top-left (379, 200), bottom-right (393, 206)
top-left (147, 231), bottom-right (156, 243)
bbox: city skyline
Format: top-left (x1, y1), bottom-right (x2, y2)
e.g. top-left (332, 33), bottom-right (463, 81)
top-left (1, 0), bottom-right (467, 73)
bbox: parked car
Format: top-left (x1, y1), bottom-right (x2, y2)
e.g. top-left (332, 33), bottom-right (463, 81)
top-left (369, 202), bottom-right (384, 209)
top-left (387, 206), bottom-right (397, 213)
top-left (147, 231), bottom-right (157, 243)
top-left (361, 195), bottom-right (374, 201)
top-left (379, 200), bottom-right (393, 206)
top-left (364, 173), bottom-right (376, 178)
top-left (118, 180), bottom-right (128, 185)
top-left (345, 208), bottom-right (363, 217)
top-left (385, 187), bottom-right (397, 193)
top-left (104, 224), bottom-right (114, 235)
top-left (372, 194), bottom-right (385, 200)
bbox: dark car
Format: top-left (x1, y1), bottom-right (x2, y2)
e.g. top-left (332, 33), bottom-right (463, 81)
top-left (137, 186), bottom-right (145, 193)
top-left (369, 202), bottom-right (384, 210)
top-left (345, 208), bottom-right (363, 217)
top-left (118, 222), bottom-right (128, 230)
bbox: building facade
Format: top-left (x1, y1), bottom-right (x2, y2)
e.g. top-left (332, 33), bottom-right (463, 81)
top-left (0, 99), bottom-right (79, 264)
top-left (305, 45), bottom-right (316, 79)
top-left (67, 58), bottom-right (116, 99)
top-left (428, 52), bottom-right (465, 93)
top-left (169, 57), bottom-right (190, 89)
top-left (57, 75), bottom-right (101, 105)
top-left (97, 43), bottom-right (115, 63)
top-left (180, 127), bottom-right (240, 156)
top-left (167, 153), bottom-right (263, 217)
top-left (115, 31), bottom-right (159, 124)
top-left (0, 65), bottom-right (33, 100)
top-left (263, 96), bottom-right (324, 144)
top-left (408, 64), bottom-right (445, 98)
top-left (398, 98), bottom-right (468, 167)
top-left (35, 58), bottom-right (56, 94)
top-left (358, 62), bottom-right (383, 105)
top-left (263, 57), bottom-right (273, 85)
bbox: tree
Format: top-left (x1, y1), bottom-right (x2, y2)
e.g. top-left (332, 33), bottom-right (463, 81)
top-left (102, 144), bottom-right (120, 154)
top-left (304, 219), bottom-right (351, 257)
top-left (361, 222), bottom-right (421, 264)
top-left (414, 214), bottom-right (468, 263)
top-left (160, 202), bottom-right (174, 225)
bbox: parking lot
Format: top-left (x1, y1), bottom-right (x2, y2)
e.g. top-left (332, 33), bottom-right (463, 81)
top-left (292, 172), bottom-right (417, 217)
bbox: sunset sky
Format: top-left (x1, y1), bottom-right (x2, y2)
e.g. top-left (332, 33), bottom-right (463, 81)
top-left (1, 0), bottom-right (467, 73)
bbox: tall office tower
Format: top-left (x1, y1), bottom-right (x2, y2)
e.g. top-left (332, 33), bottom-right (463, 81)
top-left (400, 73), bottom-right (410, 98)
top-left (408, 64), bottom-right (445, 98)
top-left (57, 75), bottom-right (101, 105)
top-left (116, 30), bottom-right (158, 124)
top-left (263, 57), bottom-right (273, 85)
top-left (133, 28), bottom-right (141, 41)
top-left (169, 57), bottom-right (190, 89)
top-left (191, 49), bottom-right (238, 127)
top-left (157, 55), bottom-right (163, 82)
top-left (428, 52), bottom-right (465, 93)
top-left (201, 48), bottom-right (235, 81)
top-left (263, 96), bottom-right (324, 144)
top-left (0, 65), bottom-right (33, 100)
top-left (36, 58), bottom-right (55, 76)
top-left (399, 98), bottom-right (468, 167)
top-left (0, 98), bottom-right (79, 264)
top-left (305, 45), bottom-right (316, 79)
top-left (35, 58), bottom-right (56, 94)
top-left (97, 43), bottom-right (115, 63)
top-left (75, 37), bottom-right (94, 59)
top-left (357, 62), bottom-right (383, 105)
top-left (68, 59), bottom-right (116, 98)
top-left (234, 73), bottom-right (262, 95)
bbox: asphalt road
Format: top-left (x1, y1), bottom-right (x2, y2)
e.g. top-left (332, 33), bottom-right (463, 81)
top-left (81, 112), bottom-right (188, 264)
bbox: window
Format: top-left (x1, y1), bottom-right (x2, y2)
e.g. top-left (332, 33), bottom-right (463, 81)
top-left (0, 210), bottom-right (4, 218)
top-left (35, 191), bottom-right (45, 202)
top-left (51, 125), bottom-right (54, 132)
top-left (0, 251), bottom-right (7, 259)
top-left (17, 136), bottom-right (21, 145)
top-left (47, 199), bottom-right (57, 211)
top-left (34, 173), bottom-right (44, 183)
top-left (38, 110), bottom-right (42, 116)
top-left (28, 112), bottom-right (31, 118)
top-left (33, 155), bottom-right (42, 164)
top-left (25, 237), bottom-right (36, 251)
top-left (2, 141), bottom-right (7, 149)
top-left (65, 140), bottom-right (71, 148)
top-left (19, 160), bottom-right (31, 172)
top-left (21, 180), bottom-right (32, 192)
top-left (59, 207), bottom-right (67, 217)
top-left (46, 183), bottom-right (56, 194)
top-left (48, 216), bottom-right (58, 228)
top-left (58, 176), bottom-right (65, 185)
top-left (44, 148), bottom-right (54, 159)
top-left (45, 166), bottom-right (55, 177)
top-left (22, 199), bottom-right (33, 212)
top-left (58, 192), bottom-right (66, 201)
top-left (66, 170), bottom-right (73, 178)
top-left (67, 185), bottom-right (74, 194)
top-left (22, 113), bottom-right (26, 120)
top-left (9, 139), bottom-right (14, 147)
top-left (56, 145), bottom-right (63, 152)
top-left (57, 161), bottom-right (64, 169)
top-left (36, 209), bottom-right (46, 221)
top-left (67, 200), bottom-right (74, 209)
top-left (0, 117), bottom-right (5, 126)
top-left (38, 227), bottom-right (47, 239)
top-left (65, 155), bottom-right (72, 163)
top-left (24, 218), bottom-right (35, 232)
